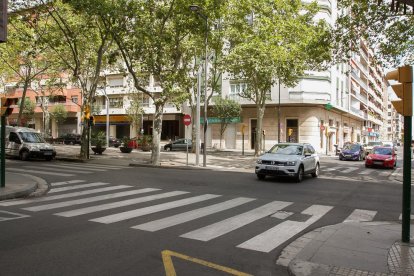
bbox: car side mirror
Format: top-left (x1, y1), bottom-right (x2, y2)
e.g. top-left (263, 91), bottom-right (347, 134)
top-left (305, 153), bottom-right (312, 157)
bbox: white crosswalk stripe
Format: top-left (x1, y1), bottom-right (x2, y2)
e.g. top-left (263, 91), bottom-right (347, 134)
top-left (133, 197), bottom-right (255, 232)
top-left (6, 168), bottom-right (74, 177)
top-left (51, 180), bottom-right (86, 187)
top-left (180, 201), bottom-right (293, 242)
top-left (40, 164), bottom-right (107, 172)
top-left (23, 188), bottom-right (160, 212)
top-left (58, 163), bottom-right (128, 170)
top-left (49, 182), bottom-right (110, 193)
top-left (344, 209), bottom-right (377, 223)
top-left (24, 166), bottom-right (92, 174)
top-left (90, 194), bottom-right (221, 224)
top-left (237, 205), bottom-right (333, 252)
top-left (340, 167), bottom-right (358, 173)
top-left (55, 191), bottom-right (189, 217)
top-left (0, 184), bottom-right (129, 206)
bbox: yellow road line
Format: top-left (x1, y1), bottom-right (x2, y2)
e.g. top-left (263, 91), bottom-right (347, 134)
top-left (161, 250), bottom-right (252, 276)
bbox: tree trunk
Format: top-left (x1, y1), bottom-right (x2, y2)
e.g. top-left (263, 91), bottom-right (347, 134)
top-left (191, 105), bottom-right (196, 153)
top-left (151, 103), bottom-right (163, 165)
top-left (17, 80), bottom-right (30, 126)
top-left (80, 120), bottom-right (89, 160)
top-left (254, 105), bottom-right (265, 156)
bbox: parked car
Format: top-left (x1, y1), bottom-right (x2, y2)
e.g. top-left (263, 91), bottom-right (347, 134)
top-left (61, 133), bottom-right (81, 145)
top-left (164, 138), bottom-right (192, 151)
top-left (255, 143), bottom-right (319, 182)
top-left (382, 141), bottom-right (397, 151)
top-left (364, 141), bottom-right (383, 157)
top-left (339, 143), bottom-right (365, 161)
top-left (365, 146), bottom-right (397, 169)
top-left (5, 126), bottom-right (56, 161)
top-left (109, 136), bottom-right (121, 147)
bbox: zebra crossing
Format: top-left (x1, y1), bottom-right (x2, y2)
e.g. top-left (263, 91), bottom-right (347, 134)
top-left (0, 179), bottom-right (403, 254)
top-left (321, 165), bottom-right (393, 177)
top-left (5, 161), bottom-right (130, 177)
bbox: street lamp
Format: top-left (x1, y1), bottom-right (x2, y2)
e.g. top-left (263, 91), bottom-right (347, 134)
top-left (189, 4), bottom-right (208, 167)
top-left (99, 85), bottom-right (110, 148)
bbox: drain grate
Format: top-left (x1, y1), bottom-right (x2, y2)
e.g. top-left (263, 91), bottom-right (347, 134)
top-left (388, 241), bottom-right (414, 275)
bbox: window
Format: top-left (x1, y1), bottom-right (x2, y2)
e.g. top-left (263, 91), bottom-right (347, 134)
top-left (229, 82), bottom-right (247, 100)
top-left (9, 132), bottom-right (20, 143)
top-left (109, 97), bottom-right (123, 108)
top-left (71, 96), bottom-right (78, 104)
top-left (108, 78), bottom-right (124, 88)
top-left (142, 95), bottom-right (150, 107)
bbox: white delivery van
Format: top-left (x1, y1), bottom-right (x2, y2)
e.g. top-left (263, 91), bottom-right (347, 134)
top-left (5, 126), bottom-right (56, 161)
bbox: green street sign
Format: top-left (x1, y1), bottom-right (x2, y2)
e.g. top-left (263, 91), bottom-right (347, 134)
top-left (324, 103), bottom-right (333, 110)
top-left (200, 117), bottom-right (241, 124)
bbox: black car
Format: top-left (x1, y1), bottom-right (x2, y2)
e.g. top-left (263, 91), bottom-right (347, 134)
top-left (61, 133), bottom-right (81, 145)
top-left (109, 136), bottom-right (121, 147)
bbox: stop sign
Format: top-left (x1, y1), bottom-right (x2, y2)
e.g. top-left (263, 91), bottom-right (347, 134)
top-left (183, 114), bottom-right (191, 126)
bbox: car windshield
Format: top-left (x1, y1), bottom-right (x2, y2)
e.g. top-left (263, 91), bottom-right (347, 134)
top-left (368, 142), bottom-right (382, 146)
top-left (20, 132), bottom-right (45, 143)
top-left (343, 144), bottom-right (360, 152)
top-left (268, 144), bottom-right (303, 155)
top-left (373, 148), bottom-right (392, 155)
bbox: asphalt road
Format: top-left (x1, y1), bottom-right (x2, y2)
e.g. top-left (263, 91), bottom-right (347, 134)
top-left (0, 157), bottom-right (411, 276)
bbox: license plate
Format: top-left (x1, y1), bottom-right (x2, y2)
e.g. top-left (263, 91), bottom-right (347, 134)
top-left (43, 152), bottom-right (52, 156)
top-left (345, 155), bottom-right (351, 157)
top-left (266, 166), bottom-right (278, 171)
top-left (374, 161), bottom-right (382, 165)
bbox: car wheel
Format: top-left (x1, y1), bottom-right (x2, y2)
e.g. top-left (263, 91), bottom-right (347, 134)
top-left (257, 174), bottom-right (265, 180)
top-left (45, 156), bottom-right (53, 161)
top-left (311, 163), bottom-right (319, 178)
top-left (365, 164), bottom-right (370, 168)
top-left (165, 147), bottom-right (171, 151)
top-left (295, 166), bottom-right (304, 183)
top-left (339, 156), bottom-right (343, 161)
top-left (20, 150), bottom-right (29, 161)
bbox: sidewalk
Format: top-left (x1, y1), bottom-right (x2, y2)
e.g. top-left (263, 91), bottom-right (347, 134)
top-left (1, 145), bottom-right (413, 275)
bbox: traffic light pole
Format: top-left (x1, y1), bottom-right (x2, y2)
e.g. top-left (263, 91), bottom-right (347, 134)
top-left (402, 116), bottom-right (412, 242)
top-left (1, 115), bottom-right (5, 188)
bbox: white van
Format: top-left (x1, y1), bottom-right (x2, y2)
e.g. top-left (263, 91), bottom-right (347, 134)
top-left (5, 126), bottom-right (56, 161)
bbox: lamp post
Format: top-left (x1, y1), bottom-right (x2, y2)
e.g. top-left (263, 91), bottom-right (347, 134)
top-left (100, 85), bottom-right (110, 148)
top-left (278, 79), bottom-right (281, 143)
top-left (190, 4), bottom-right (208, 167)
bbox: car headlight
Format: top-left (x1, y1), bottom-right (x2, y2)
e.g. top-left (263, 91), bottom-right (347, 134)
top-left (385, 157), bottom-right (393, 161)
top-left (366, 156), bottom-right (372, 160)
top-left (285, 161), bottom-right (296, 166)
top-left (257, 159), bottom-right (262, 164)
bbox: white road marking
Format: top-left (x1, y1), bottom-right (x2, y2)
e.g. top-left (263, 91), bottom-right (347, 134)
top-left (237, 205), bottom-right (333, 252)
top-left (24, 166), bottom-right (93, 174)
top-left (0, 184), bottom-right (129, 206)
top-left (90, 194), bottom-right (221, 224)
top-left (398, 214), bottom-right (414, 220)
top-left (180, 201), bottom-right (292, 242)
top-left (271, 211), bottom-right (294, 220)
top-left (6, 168), bottom-right (74, 177)
top-left (56, 191), bottom-right (189, 217)
top-left (39, 164), bottom-right (106, 172)
top-left (57, 163), bottom-right (127, 170)
top-left (0, 210), bottom-right (30, 221)
top-left (49, 182), bottom-right (110, 193)
top-left (343, 209), bottom-right (377, 223)
top-left (51, 180), bottom-right (86, 186)
top-left (358, 170), bottom-right (374, 175)
top-left (133, 197), bottom-right (255, 232)
top-left (23, 188), bottom-right (160, 212)
top-left (340, 167), bottom-right (358, 173)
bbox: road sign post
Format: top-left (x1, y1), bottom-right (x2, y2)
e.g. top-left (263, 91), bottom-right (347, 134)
top-left (385, 65), bottom-right (413, 243)
top-left (183, 115), bottom-right (191, 166)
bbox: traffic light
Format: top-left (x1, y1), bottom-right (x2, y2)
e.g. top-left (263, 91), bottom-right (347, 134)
top-left (0, 0), bottom-right (7, 43)
top-left (386, 65), bottom-right (413, 116)
top-left (89, 116), bottom-right (95, 126)
top-left (1, 97), bottom-right (13, 117)
top-left (83, 105), bottom-right (90, 121)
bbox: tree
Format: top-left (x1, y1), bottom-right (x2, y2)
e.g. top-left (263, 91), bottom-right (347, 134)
top-left (126, 92), bottom-right (144, 137)
top-left (334, 1), bottom-right (414, 67)
top-left (50, 103), bottom-right (67, 137)
top-left (0, 12), bottom-right (58, 126)
top-left (21, 98), bottom-right (35, 126)
top-left (222, 0), bottom-right (332, 156)
top-left (32, 0), bottom-right (114, 160)
top-left (94, 0), bottom-right (208, 165)
top-left (212, 97), bottom-right (241, 149)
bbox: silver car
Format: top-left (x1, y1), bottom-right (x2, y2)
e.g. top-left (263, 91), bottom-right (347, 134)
top-left (255, 143), bottom-right (320, 182)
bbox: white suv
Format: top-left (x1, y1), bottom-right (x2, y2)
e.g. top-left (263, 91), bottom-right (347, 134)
top-left (255, 143), bottom-right (320, 182)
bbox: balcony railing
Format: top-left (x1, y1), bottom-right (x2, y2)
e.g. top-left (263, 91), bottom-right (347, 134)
top-left (351, 71), bottom-right (369, 91)
top-left (350, 107), bottom-right (364, 117)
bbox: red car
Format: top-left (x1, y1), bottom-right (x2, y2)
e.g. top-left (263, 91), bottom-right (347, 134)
top-left (365, 146), bottom-right (397, 169)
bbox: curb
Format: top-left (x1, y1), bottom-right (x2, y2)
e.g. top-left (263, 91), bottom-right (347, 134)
top-left (288, 260), bottom-right (330, 276)
top-left (129, 163), bottom-right (215, 171)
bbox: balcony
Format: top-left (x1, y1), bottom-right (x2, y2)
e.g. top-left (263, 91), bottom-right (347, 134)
top-left (351, 71), bottom-right (369, 91)
top-left (351, 90), bottom-right (368, 104)
top-left (350, 107), bottom-right (364, 118)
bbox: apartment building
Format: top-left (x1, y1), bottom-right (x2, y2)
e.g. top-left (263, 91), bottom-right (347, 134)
top-left (385, 101), bottom-right (403, 143)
